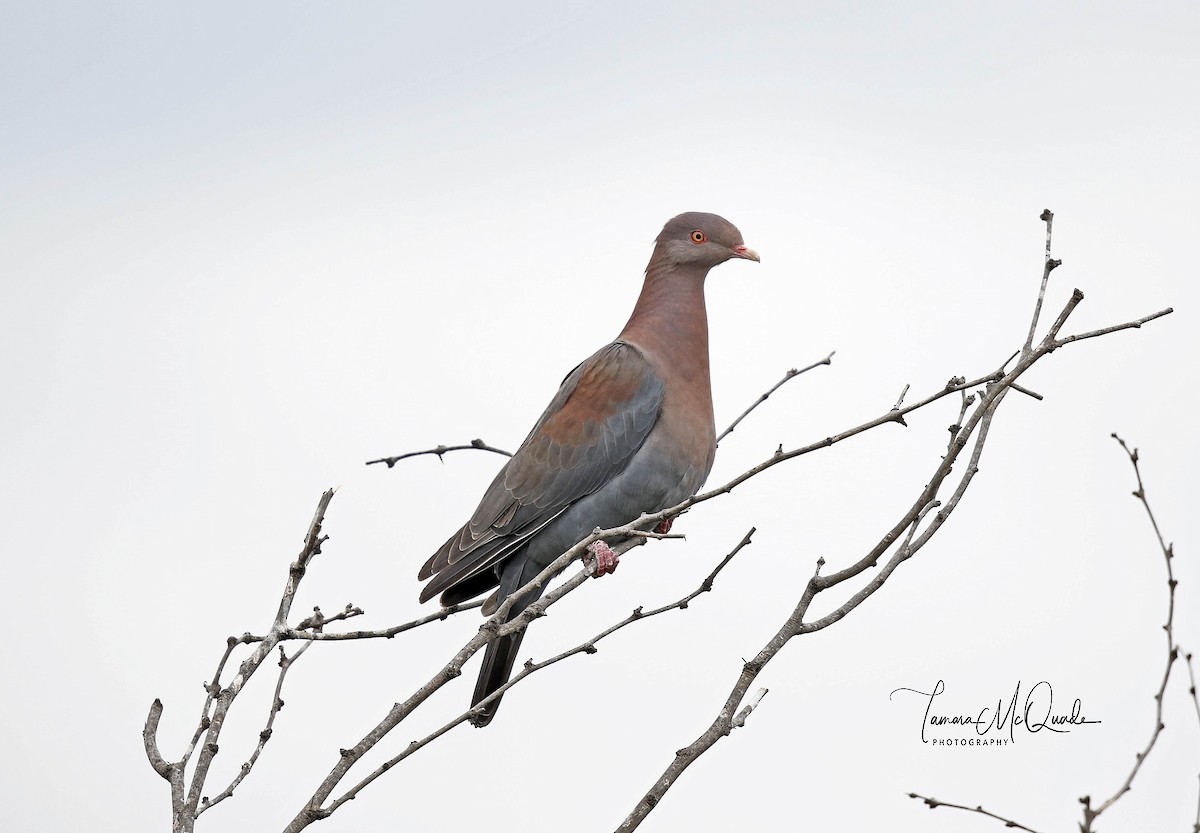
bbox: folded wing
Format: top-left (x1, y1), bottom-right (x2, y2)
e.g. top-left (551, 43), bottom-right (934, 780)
top-left (418, 341), bottom-right (665, 605)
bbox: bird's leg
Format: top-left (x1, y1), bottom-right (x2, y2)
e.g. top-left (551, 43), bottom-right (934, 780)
top-left (653, 517), bottom-right (673, 535)
top-left (586, 540), bottom-right (619, 577)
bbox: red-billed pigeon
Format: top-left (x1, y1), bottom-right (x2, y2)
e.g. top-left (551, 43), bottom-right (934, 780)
top-left (418, 212), bottom-right (758, 726)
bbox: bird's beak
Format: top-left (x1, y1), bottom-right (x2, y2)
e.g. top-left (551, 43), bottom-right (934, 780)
top-left (730, 244), bottom-right (760, 262)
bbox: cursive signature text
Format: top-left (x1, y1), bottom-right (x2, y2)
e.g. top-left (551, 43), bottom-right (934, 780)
top-left (889, 679), bottom-right (1101, 743)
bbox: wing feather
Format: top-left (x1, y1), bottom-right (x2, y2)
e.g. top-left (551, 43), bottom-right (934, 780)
top-left (418, 341), bottom-right (664, 604)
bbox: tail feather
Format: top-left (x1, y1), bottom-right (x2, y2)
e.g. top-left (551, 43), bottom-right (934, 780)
top-left (470, 627), bottom-right (527, 727)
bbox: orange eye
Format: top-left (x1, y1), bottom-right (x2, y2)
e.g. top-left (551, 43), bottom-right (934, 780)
top-left (690, 230), bottom-right (706, 244)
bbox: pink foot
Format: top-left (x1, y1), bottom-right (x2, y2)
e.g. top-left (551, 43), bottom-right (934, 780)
top-left (653, 518), bottom-right (674, 535)
top-left (587, 540), bottom-right (619, 577)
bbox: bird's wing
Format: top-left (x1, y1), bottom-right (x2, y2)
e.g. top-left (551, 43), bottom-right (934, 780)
top-left (418, 341), bottom-right (665, 603)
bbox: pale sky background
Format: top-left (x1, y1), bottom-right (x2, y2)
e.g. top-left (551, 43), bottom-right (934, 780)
top-left (3, 2), bottom-right (1198, 831)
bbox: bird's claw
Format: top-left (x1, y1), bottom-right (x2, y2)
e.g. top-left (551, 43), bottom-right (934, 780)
top-left (587, 540), bottom-right (619, 577)
top-left (653, 518), bottom-right (673, 535)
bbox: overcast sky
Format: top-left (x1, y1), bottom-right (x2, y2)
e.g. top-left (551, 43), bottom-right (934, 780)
top-left (3, 2), bottom-right (1198, 831)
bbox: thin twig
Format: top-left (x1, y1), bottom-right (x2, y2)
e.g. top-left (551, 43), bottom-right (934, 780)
top-left (375, 355), bottom-right (834, 469)
top-left (198, 642), bottom-right (314, 815)
top-left (901, 435), bottom-right (1184, 833)
top-left (804, 390), bottom-right (1001, 634)
top-left (946, 390), bottom-right (974, 447)
top-left (1080, 437), bottom-right (1180, 831)
top-left (182, 638), bottom-right (238, 768)
top-left (732, 688), bottom-right (769, 729)
top-left (1184, 651), bottom-right (1200, 833)
top-left (908, 792), bottom-right (1044, 833)
top-left (1044, 288), bottom-right (1085, 341)
top-left (686, 368), bottom-right (1003, 513)
top-left (186, 490), bottom-right (334, 820)
top-left (1054, 307), bottom-right (1174, 348)
top-left (717, 352), bottom-right (835, 443)
top-left (365, 438), bottom-right (512, 468)
top-left (143, 489), bottom-right (336, 833)
top-left (1009, 382), bottom-right (1043, 400)
top-left (241, 600), bottom-right (485, 644)
top-left (1023, 208), bottom-right (1060, 353)
top-left (626, 529), bottom-right (686, 540)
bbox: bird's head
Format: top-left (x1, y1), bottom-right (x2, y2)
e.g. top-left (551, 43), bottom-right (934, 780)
top-left (653, 212), bottom-right (760, 269)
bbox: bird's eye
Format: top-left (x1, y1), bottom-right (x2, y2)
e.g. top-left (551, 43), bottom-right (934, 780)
top-left (690, 230), bottom-right (706, 244)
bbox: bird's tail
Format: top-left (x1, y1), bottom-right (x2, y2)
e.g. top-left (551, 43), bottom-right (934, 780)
top-left (470, 623), bottom-right (527, 727)
top-left (470, 560), bottom-right (549, 727)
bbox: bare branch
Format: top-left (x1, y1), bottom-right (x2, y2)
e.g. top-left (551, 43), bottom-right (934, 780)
top-left (901, 435), bottom-right (1185, 833)
top-left (616, 218), bottom-right (1172, 831)
top-left (805, 397), bottom-right (999, 637)
top-left (365, 438), bottom-right (512, 468)
top-left (685, 369), bottom-right (1000, 512)
top-left (185, 490), bottom-right (335, 818)
top-left (285, 560), bottom-right (605, 829)
top-left (946, 390), bottom-right (974, 449)
top-left (241, 600), bottom-right (485, 644)
top-left (732, 688), bottom-right (768, 729)
top-left (1054, 306), bottom-right (1175, 348)
top-left (1080, 436), bottom-right (1181, 830)
top-left (908, 792), bottom-right (1045, 833)
top-left (1023, 207), bottom-right (1060, 353)
top-left (144, 489), bottom-right (336, 833)
top-left (144, 698), bottom-right (189, 831)
top-left (198, 642), bottom-right (313, 815)
top-left (142, 699), bottom-right (171, 779)
top-left (625, 528), bottom-right (686, 540)
top-left (1009, 382), bottom-right (1043, 400)
top-left (1185, 650), bottom-right (1200, 833)
top-left (617, 390), bottom-right (1004, 830)
top-left (182, 637), bottom-right (237, 768)
top-left (287, 530), bottom-right (754, 830)
top-left (1043, 287), bottom-right (1085, 340)
top-left (291, 527), bottom-right (656, 827)
top-left (805, 373), bottom-right (1001, 605)
top-left (717, 352), bottom-right (835, 443)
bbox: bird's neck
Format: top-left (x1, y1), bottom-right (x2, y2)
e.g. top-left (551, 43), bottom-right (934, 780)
top-left (617, 261), bottom-right (711, 386)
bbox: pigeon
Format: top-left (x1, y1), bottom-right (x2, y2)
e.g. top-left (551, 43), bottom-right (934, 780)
top-left (418, 212), bottom-right (758, 726)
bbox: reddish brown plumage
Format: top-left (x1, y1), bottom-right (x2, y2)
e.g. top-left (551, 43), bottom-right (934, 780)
top-left (618, 257), bottom-right (718, 485)
top-left (540, 356), bottom-right (646, 446)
